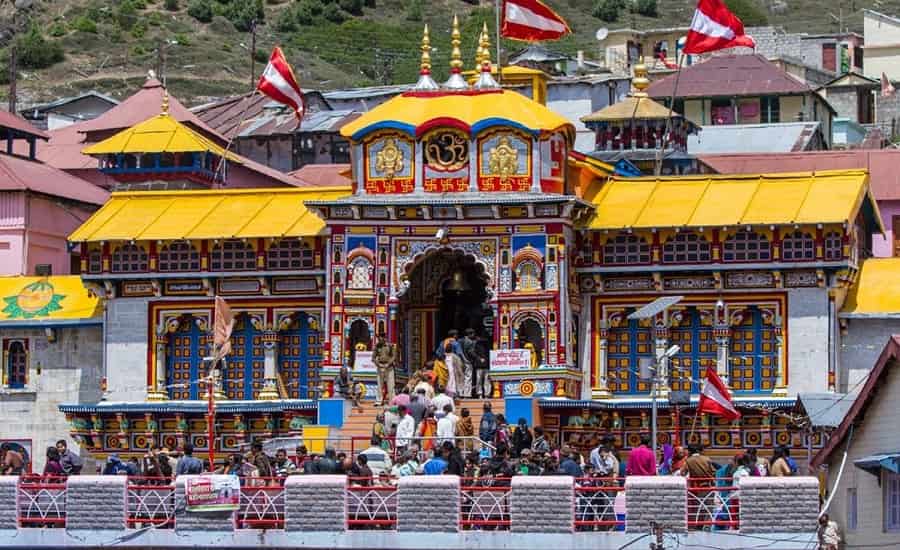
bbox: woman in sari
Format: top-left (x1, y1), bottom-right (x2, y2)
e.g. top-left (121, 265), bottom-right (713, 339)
top-left (418, 410), bottom-right (438, 451)
top-left (444, 343), bottom-right (464, 398)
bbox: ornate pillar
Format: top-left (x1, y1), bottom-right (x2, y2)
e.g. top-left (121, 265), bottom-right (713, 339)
top-left (714, 325), bottom-right (730, 386)
top-left (259, 329), bottom-right (281, 400)
top-left (147, 332), bottom-right (169, 401)
top-left (773, 315), bottom-right (788, 396)
top-left (595, 321), bottom-right (612, 398)
top-left (654, 324), bottom-right (670, 397)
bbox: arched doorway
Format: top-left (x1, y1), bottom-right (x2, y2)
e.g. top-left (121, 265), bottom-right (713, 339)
top-left (399, 249), bottom-right (491, 371)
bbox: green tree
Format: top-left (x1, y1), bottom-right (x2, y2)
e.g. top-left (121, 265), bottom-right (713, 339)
top-left (15, 24), bottom-right (65, 70)
top-left (635, 0), bottom-right (657, 18)
top-left (164, 0), bottom-right (180, 11)
top-left (323, 3), bottom-right (345, 23)
top-left (725, 0), bottom-right (768, 26)
top-left (338, 0), bottom-right (363, 16)
top-left (72, 16), bottom-right (98, 33)
top-left (225, 0), bottom-right (264, 31)
top-left (593, 0), bottom-right (622, 22)
top-left (188, 0), bottom-right (214, 22)
top-left (406, 0), bottom-right (422, 21)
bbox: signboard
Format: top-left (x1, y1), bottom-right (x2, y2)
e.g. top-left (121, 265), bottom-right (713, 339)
top-left (490, 348), bottom-right (532, 371)
top-left (353, 350), bottom-right (376, 372)
top-left (185, 475), bottom-right (240, 512)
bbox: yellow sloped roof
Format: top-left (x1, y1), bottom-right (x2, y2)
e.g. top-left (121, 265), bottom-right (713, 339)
top-left (581, 95), bottom-right (680, 122)
top-left (0, 276), bottom-right (101, 323)
top-left (340, 89), bottom-right (573, 141)
top-left (81, 113), bottom-right (240, 161)
top-left (842, 258), bottom-right (900, 316)
top-left (69, 187), bottom-right (352, 242)
top-left (585, 169), bottom-right (879, 230)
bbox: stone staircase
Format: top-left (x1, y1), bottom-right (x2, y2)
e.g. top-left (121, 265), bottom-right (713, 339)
top-left (333, 397), bottom-right (506, 454)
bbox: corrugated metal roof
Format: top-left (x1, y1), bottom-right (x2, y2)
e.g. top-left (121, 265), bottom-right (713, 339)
top-left (0, 109), bottom-right (49, 140)
top-left (322, 84), bottom-right (412, 101)
top-left (688, 122), bottom-right (821, 154)
top-left (0, 152), bottom-right (108, 205)
top-left (698, 150), bottom-right (900, 201)
top-left (237, 109), bottom-right (358, 138)
top-left (646, 54), bottom-right (812, 99)
top-left (23, 91), bottom-right (119, 114)
top-left (288, 164), bottom-right (352, 187)
top-left (509, 44), bottom-right (570, 64)
top-left (797, 393), bottom-right (855, 428)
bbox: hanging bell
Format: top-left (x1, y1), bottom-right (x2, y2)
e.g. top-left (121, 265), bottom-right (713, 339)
top-left (446, 269), bottom-right (471, 293)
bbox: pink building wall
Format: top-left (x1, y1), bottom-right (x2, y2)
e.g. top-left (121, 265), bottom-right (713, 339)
top-left (0, 191), bottom-right (95, 276)
top-left (872, 200), bottom-right (900, 258)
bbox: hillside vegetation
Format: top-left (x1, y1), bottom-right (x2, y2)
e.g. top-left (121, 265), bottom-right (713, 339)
top-left (1, 0), bottom-right (898, 107)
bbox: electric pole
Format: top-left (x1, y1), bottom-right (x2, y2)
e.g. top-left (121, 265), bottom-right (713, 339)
top-left (249, 19), bottom-right (257, 92)
top-left (8, 44), bottom-right (17, 114)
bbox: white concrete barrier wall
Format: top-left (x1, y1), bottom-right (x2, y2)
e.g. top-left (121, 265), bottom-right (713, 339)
top-left (739, 476), bottom-right (820, 533)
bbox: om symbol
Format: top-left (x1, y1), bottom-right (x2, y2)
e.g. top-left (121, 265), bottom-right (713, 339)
top-left (424, 131), bottom-right (468, 172)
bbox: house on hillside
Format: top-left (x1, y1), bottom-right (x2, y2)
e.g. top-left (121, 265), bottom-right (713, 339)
top-left (646, 54), bottom-right (836, 148)
top-left (864, 9), bottom-right (900, 81)
top-left (810, 335), bottom-right (900, 547)
top-left (597, 26), bottom-right (691, 73)
top-left (19, 91), bottom-right (118, 131)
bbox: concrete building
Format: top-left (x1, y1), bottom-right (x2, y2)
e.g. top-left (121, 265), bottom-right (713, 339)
top-left (0, 275), bottom-right (103, 473)
top-left (815, 72), bottom-right (877, 125)
top-left (811, 335), bottom-right (900, 547)
top-left (19, 91), bottom-right (118, 131)
top-left (646, 55), bottom-right (835, 148)
top-left (597, 26), bottom-right (691, 73)
top-left (864, 9), bottom-right (900, 81)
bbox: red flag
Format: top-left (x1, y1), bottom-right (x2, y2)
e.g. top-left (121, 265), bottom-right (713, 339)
top-left (212, 296), bottom-right (234, 362)
top-left (683, 0), bottom-right (756, 54)
top-left (257, 46), bottom-right (305, 119)
top-left (698, 366), bottom-right (741, 421)
top-left (501, 0), bottom-right (571, 42)
top-left (882, 72), bottom-right (896, 98)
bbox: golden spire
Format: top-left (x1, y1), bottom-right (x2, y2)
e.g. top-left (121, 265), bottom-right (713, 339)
top-left (414, 24), bottom-right (439, 90)
top-left (450, 14), bottom-right (463, 73)
top-left (479, 22), bottom-right (492, 68)
top-left (161, 89), bottom-right (169, 114)
top-left (420, 24), bottom-right (432, 75)
top-left (632, 57), bottom-right (650, 97)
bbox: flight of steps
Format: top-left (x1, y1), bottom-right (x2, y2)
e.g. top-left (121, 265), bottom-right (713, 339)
top-left (333, 397), bottom-right (506, 454)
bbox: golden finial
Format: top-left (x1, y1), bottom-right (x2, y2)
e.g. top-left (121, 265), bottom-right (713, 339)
top-left (161, 89), bottom-right (169, 114)
top-left (632, 57), bottom-right (650, 97)
top-left (450, 14), bottom-right (463, 73)
top-left (479, 22), bottom-right (492, 68)
top-left (420, 24), bottom-right (432, 75)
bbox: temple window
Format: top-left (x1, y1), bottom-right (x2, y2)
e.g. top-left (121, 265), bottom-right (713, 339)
top-left (607, 317), bottom-right (653, 394)
top-left (348, 256), bottom-right (374, 290)
top-left (781, 230), bottom-right (815, 261)
top-left (166, 316), bottom-right (208, 400)
top-left (279, 315), bottom-right (323, 399)
top-left (267, 238), bottom-right (314, 270)
top-left (111, 243), bottom-right (149, 273)
top-left (158, 241), bottom-right (201, 272)
top-left (662, 232), bottom-right (711, 264)
top-left (4, 339), bottom-right (28, 389)
top-left (87, 249), bottom-right (103, 274)
top-left (824, 231), bottom-right (843, 260)
top-left (210, 240), bottom-right (256, 271)
top-left (225, 315), bottom-right (265, 400)
top-left (514, 260), bottom-right (543, 292)
top-left (602, 233), bottom-right (651, 265)
top-left (729, 307), bottom-right (778, 392)
top-left (723, 231), bottom-right (771, 262)
top-left (668, 308), bottom-right (716, 392)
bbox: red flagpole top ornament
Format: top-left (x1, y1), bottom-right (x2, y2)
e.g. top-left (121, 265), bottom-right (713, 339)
top-left (257, 46), bottom-right (306, 120)
top-left (501, 0), bottom-right (571, 42)
top-left (683, 0), bottom-right (756, 55)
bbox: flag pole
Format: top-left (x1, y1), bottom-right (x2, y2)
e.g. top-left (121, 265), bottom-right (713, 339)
top-left (213, 89), bottom-right (260, 186)
top-left (654, 51), bottom-right (687, 176)
top-left (207, 361), bottom-right (216, 469)
top-left (495, 0), bottom-right (503, 85)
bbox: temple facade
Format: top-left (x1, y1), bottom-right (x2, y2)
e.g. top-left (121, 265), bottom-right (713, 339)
top-left (56, 22), bottom-right (885, 464)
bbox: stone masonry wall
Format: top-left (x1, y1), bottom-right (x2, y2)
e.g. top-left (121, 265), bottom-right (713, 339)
top-left (284, 475), bottom-right (346, 532)
top-left (174, 475), bottom-right (236, 532)
top-left (397, 475), bottom-right (459, 532)
top-left (510, 475), bottom-right (573, 533)
top-left (739, 476), bottom-right (819, 533)
top-left (624, 476), bottom-right (687, 534)
top-left (105, 297), bottom-right (150, 403)
top-left (65, 476), bottom-right (126, 530)
top-left (0, 476), bottom-right (17, 529)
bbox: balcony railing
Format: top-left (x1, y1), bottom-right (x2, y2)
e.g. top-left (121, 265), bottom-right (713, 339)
top-left (687, 477), bottom-right (739, 531)
top-left (18, 475), bottom-right (66, 527)
top-left (127, 476), bottom-right (175, 528)
top-left (460, 477), bottom-right (511, 530)
top-left (575, 477), bottom-right (626, 531)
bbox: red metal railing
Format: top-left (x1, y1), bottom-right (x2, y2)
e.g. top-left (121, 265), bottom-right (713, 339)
top-left (236, 477), bottom-right (285, 529)
top-left (347, 476), bottom-right (397, 529)
top-left (127, 476), bottom-right (175, 528)
top-left (687, 477), bottom-right (740, 530)
top-left (18, 475), bottom-right (66, 527)
top-left (460, 477), bottom-right (511, 530)
top-left (574, 477), bottom-right (626, 531)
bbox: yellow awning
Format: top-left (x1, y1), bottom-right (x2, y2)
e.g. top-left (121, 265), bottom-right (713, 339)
top-left (842, 258), bottom-right (900, 316)
top-left (82, 113), bottom-right (240, 161)
top-left (584, 170), bottom-right (880, 231)
top-left (69, 187), bottom-right (352, 242)
top-left (0, 276), bottom-right (101, 323)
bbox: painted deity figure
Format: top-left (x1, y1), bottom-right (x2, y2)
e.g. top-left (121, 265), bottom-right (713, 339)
top-left (373, 336), bottom-right (398, 405)
top-left (375, 138), bottom-right (404, 180)
top-left (488, 136), bottom-right (519, 180)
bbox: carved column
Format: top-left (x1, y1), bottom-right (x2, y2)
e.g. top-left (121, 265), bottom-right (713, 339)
top-left (595, 321), bottom-right (612, 398)
top-left (147, 333), bottom-right (169, 401)
top-left (654, 324), bottom-right (670, 397)
top-left (259, 329), bottom-right (281, 400)
top-left (714, 325), bottom-right (730, 386)
top-left (773, 315), bottom-right (788, 396)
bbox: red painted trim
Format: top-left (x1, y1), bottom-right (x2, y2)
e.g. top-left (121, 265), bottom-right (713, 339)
top-left (416, 118), bottom-right (471, 137)
top-left (401, 89), bottom-right (504, 99)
